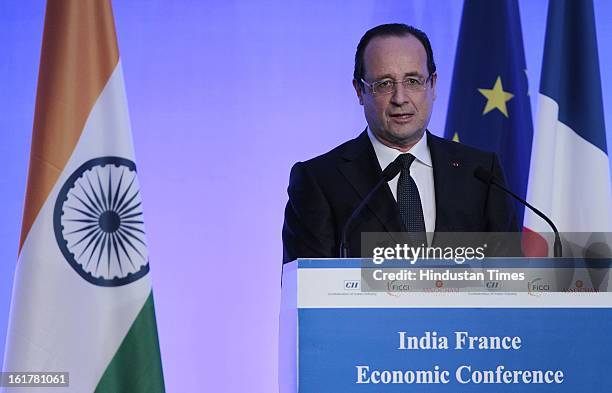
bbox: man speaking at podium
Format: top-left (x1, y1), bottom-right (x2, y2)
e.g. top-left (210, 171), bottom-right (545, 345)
top-left (282, 24), bottom-right (517, 263)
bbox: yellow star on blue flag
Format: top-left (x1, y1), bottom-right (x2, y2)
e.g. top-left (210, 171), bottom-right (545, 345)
top-left (444, 0), bottom-right (534, 227)
top-left (478, 76), bottom-right (514, 117)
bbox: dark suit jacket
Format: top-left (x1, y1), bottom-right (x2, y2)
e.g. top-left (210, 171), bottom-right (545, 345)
top-left (282, 130), bottom-right (518, 263)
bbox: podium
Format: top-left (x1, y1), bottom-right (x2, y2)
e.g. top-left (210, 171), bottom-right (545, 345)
top-left (280, 258), bottom-right (612, 392)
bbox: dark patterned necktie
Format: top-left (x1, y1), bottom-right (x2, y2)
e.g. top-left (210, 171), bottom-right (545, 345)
top-left (397, 154), bottom-right (427, 246)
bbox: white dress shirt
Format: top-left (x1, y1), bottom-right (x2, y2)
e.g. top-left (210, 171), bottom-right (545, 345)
top-left (367, 128), bottom-right (437, 239)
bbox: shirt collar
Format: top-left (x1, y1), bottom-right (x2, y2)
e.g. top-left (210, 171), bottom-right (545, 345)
top-left (367, 127), bottom-right (433, 171)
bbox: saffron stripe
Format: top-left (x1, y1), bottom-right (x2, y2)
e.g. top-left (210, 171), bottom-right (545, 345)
top-left (20, 0), bottom-right (119, 252)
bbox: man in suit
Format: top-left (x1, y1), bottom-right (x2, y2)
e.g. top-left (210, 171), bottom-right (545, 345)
top-left (282, 24), bottom-right (517, 263)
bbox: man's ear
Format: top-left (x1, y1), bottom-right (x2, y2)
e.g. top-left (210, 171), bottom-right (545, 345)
top-left (352, 79), bottom-right (364, 105)
top-left (430, 73), bottom-right (437, 101)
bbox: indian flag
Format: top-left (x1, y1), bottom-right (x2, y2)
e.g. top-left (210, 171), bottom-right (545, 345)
top-left (2, 1), bottom-right (165, 392)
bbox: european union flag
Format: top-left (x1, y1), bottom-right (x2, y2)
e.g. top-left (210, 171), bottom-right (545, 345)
top-left (444, 0), bottom-right (533, 227)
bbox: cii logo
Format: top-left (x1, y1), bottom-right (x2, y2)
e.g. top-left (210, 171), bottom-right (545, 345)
top-left (486, 281), bottom-right (501, 289)
top-left (344, 280), bottom-right (360, 290)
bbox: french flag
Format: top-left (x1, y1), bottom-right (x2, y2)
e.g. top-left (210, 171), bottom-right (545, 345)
top-left (524, 0), bottom-right (612, 256)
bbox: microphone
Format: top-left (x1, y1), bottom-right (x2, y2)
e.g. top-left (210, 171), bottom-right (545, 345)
top-left (339, 157), bottom-right (403, 258)
top-left (474, 167), bottom-right (562, 257)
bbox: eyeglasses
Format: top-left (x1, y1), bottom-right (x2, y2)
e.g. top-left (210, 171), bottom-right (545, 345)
top-left (360, 73), bottom-right (434, 95)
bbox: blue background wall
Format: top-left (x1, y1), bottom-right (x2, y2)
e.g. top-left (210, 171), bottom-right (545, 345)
top-left (1, 1), bottom-right (611, 391)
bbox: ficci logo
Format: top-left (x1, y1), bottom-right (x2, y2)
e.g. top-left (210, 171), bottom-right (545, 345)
top-left (528, 278), bottom-right (550, 296)
top-left (344, 280), bottom-right (360, 290)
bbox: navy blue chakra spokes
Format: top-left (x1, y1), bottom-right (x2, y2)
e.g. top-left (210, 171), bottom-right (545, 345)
top-left (54, 157), bottom-right (149, 286)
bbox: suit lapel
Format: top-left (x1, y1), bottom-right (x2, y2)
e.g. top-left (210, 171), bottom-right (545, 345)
top-left (428, 132), bottom-right (464, 234)
top-left (337, 131), bottom-right (404, 234)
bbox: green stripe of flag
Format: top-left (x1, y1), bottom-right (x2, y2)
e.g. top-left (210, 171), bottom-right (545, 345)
top-left (95, 291), bottom-right (165, 393)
